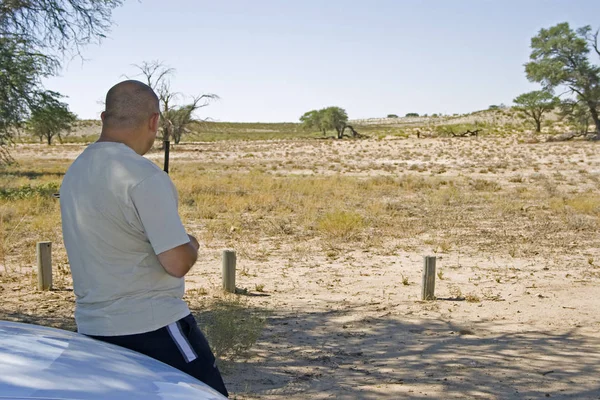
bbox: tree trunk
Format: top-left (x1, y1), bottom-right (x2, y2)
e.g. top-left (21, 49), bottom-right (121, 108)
top-left (588, 103), bottom-right (600, 139)
top-left (47, 135), bottom-right (52, 145)
top-left (532, 110), bottom-right (542, 133)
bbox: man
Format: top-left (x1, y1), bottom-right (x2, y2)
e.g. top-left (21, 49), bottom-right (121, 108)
top-left (60, 80), bottom-right (228, 397)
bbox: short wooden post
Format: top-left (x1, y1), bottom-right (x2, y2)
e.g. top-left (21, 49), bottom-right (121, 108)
top-left (222, 250), bottom-right (236, 293)
top-left (37, 241), bottom-right (52, 291)
top-left (421, 255), bottom-right (436, 300)
top-left (163, 140), bottom-right (170, 174)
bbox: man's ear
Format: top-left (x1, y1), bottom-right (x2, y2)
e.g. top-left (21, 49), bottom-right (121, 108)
top-left (100, 111), bottom-right (106, 122)
top-left (150, 112), bottom-right (160, 131)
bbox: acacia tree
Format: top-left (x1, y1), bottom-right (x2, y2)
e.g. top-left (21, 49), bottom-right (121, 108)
top-left (560, 99), bottom-right (592, 135)
top-left (300, 109), bottom-right (326, 135)
top-left (0, 0), bottom-right (123, 161)
top-left (513, 90), bottom-right (559, 133)
top-left (323, 107), bottom-right (349, 139)
top-left (300, 106), bottom-right (349, 138)
top-left (0, 37), bottom-right (49, 161)
top-left (134, 60), bottom-right (218, 144)
top-left (28, 92), bottom-right (77, 145)
top-left (525, 23), bottom-right (600, 138)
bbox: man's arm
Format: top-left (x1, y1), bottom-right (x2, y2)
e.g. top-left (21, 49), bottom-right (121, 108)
top-left (131, 172), bottom-right (198, 278)
top-left (158, 234), bottom-right (199, 278)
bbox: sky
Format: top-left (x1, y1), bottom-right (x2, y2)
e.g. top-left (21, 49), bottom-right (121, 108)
top-left (43, 0), bottom-right (600, 123)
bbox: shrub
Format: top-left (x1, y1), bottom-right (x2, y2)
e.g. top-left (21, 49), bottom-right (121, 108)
top-left (317, 210), bottom-right (365, 241)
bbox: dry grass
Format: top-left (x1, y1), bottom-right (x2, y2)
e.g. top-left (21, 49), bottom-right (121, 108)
top-left (2, 139), bottom-right (600, 272)
top-left (1, 136), bottom-right (600, 377)
top-left (186, 292), bottom-right (268, 362)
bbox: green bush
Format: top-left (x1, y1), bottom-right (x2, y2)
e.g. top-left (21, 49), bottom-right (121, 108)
top-left (0, 182), bottom-right (60, 200)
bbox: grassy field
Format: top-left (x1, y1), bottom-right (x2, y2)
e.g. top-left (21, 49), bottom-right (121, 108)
top-left (1, 119), bottom-right (600, 398)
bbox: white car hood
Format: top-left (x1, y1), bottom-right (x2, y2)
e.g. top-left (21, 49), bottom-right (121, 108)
top-left (0, 321), bottom-right (226, 400)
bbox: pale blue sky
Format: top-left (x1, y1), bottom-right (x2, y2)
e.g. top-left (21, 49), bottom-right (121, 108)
top-left (44, 1), bottom-right (599, 122)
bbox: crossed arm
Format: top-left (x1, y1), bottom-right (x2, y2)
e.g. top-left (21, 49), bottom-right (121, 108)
top-left (131, 173), bottom-right (201, 279)
top-left (157, 234), bottom-right (199, 278)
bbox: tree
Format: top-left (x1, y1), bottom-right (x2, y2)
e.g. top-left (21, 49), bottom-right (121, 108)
top-left (405, 113), bottom-right (419, 117)
top-left (165, 103), bottom-right (203, 144)
top-left (560, 98), bottom-right (592, 135)
top-left (300, 107), bottom-right (349, 139)
top-left (0, 37), bottom-right (49, 162)
top-left (322, 107), bottom-right (348, 139)
top-left (300, 110), bottom-right (326, 135)
top-left (513, 90), bottom-right (559, 133)
top-left (134, 60), bottom-right (218, 144)
top-left (387, 114), bottom-right (398, 118)
top-left (27, 92), bottom-right (77, 145)
top-left (0, 0), bottom-right (123, 160)
top-left (525, 23), bottom-right (600, 138)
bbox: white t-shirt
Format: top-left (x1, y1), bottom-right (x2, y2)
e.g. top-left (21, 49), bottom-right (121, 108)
top-left (60, 142), bottom-right (191, 336)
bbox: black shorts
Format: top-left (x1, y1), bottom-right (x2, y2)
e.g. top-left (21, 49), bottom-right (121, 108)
top-left (89, 314), bottom-right (228, 398)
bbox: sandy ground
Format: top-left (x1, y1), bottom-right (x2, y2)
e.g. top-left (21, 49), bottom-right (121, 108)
top-left (2, 136), bottom-right (600, 399)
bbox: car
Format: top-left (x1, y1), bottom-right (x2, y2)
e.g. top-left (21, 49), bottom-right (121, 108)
top-left (0, 321), bottom-right (227, 399)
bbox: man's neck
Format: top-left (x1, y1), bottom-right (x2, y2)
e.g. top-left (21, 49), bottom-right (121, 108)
top-left (98, 130), bottom-right (143, 155)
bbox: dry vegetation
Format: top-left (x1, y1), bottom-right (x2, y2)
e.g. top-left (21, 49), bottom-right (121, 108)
top-left (1, 123), bottom-right (600, 398)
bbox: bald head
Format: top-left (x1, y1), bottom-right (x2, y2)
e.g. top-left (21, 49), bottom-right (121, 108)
top-left (103, 80), bottom-right (159, 130)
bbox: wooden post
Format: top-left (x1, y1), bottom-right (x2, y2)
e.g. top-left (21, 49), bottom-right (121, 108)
top-left (421, 255), bottom-right (436, 300)
top-left (36, 241), bottom-right (52, 291)
top-left (222, 250), bottom-right (236, 293)
top-left (163, 140), bottom-right (170, 174)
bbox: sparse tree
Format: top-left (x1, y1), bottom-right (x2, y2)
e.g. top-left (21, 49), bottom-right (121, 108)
top-left (27, 91), bottom-right (77, 145)
top-left (513, 90), bottom-right (559, 133)
top-left (134, 60), bottom-right (218, 144)
top-left (525, 23), bottom-right (600, 138)
top-left (0, 0), bottom-right (122, 161)
top-left (300, 107), bottom-right (349, 139)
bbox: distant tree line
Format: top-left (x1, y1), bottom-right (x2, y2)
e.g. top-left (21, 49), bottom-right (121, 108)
top-left (386, 113), bottom-right (419, 118)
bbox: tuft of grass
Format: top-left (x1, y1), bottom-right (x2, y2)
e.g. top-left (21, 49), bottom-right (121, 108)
top-left (401, 274), bottom-right (409, 286)
top-left (438, 240), bottom-right (452, 253)
top-left (465, 293), bottom-right (481, 303)
top-left (197, 295), bottom-right (267, 361)
top-left (470, 179), bottom-right (501, 192)
top-left (317, 210), bottom-right (365, 242)
top-left (565, 193), bottom-right (600, 216)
